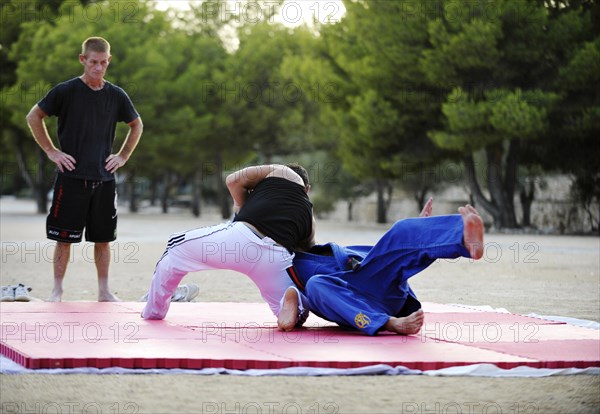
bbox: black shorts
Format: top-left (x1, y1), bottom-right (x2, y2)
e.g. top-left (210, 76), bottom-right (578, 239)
top-left (396, 295), bottom-right (422, 317)
top-left (46, 174), bottom-right (117, 243)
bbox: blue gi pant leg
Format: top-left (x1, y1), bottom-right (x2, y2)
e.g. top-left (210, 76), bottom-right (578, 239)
top-left (306, 215), bottom-right (471, 335)
top-left (305, 274), bottom-right (391, 335)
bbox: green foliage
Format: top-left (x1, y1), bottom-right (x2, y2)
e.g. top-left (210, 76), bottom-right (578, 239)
top-left (2, 0), bottom-right (597, 226)
top-left (488, 90), bottom-right (557, 139)
top-left (417, 0), bottom-right (599, 227)
top-left (342, 89), bottom-right (400, 177)
top-left (438, 89), bottom-right (492, 142)
top-left (286, 1), bottom-right (449, 188)
top-left (433, 87), bottom-right (558, 152)
top-left (559, 37), bottom-right (600, 91)
top-left (423, 18), bottom-right (502, 85)
top-left (227, 23), bottom-right (320, 161)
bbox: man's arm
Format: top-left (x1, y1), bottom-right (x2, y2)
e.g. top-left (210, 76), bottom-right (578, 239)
top-left (25, 105), bottom-right (76, 173)
top-left (225, 164), bottom-right (303, 214)
top-left (105, 117), bottom-right (143, 173)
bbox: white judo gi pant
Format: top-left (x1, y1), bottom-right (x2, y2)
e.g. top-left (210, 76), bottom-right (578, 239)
top-left (141, 221), bottom-right (300, 319)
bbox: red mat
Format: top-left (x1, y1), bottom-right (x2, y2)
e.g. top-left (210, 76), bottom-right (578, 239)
top-left (1, 302), bottom-right (598, 370)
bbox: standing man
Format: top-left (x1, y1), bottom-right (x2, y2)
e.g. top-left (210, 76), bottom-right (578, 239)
top-left (26, 37), bottom-right (143, 302)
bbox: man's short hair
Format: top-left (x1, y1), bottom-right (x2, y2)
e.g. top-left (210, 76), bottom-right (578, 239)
top-left (82, 37), bottom-right (111, 56)
top-left (286, 163), bottom-right (309, 187)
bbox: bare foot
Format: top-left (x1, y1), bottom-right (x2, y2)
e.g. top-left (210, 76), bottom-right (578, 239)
top-left (47, 289), bottom-right (63, 302)
top-left (459, 204), bottom-right (484, 260)
top-left (384, 309), bottom-right (424, 335)
top-left (277, 287), bottom-right (299, 331)
top-left (98, 291), bottom-right (121, 302)
top-left (419, 197), bottom-right (433, 217)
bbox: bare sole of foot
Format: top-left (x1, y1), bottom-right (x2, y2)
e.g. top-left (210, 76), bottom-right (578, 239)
top-left (277, 287), bottom-right (299, 332)
top-left (384, 309), bottom-right (424, 335)
top-left (459, 204), bottom-right (484, 260)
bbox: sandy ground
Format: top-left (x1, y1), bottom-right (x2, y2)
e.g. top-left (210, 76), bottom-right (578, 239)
top-left (1, 197), bottom-right (598, 413)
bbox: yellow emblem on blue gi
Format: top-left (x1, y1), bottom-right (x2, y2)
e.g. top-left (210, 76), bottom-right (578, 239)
top-left (354, 312), bottom-right (371, 329)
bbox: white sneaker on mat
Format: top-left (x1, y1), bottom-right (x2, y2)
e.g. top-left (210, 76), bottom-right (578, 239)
top-left (171, 284), bottom-right (200, 302)
top-left (1, 285), bottom-right (15, 302)
top-left (14, 284), bottom-right (32, 302)
top-left (183, 283), bottom-right (199, 302)
top-left (139, 283), bottom-right (200, 303)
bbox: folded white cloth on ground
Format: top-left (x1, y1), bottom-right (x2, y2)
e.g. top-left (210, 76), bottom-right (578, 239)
top-left (1, 356), bottom-right (598, 377)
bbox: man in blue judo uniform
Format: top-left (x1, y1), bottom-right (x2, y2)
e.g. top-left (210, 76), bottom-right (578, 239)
top-left (283, 201), bottom-right (484, 336)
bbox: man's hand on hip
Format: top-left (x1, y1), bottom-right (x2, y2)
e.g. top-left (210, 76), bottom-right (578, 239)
top-left (105, 154), bottom-right (127, 173)
top-left (47, 149), bottom-right (76, 173)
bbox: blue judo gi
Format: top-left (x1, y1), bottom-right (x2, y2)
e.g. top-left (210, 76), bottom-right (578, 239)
top-left (291, 215), bottom-right (471, 335)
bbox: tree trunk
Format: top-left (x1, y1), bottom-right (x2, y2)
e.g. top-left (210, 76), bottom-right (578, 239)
top-left (590, 203), bottom-right (600, 236)
top-left (375, 179), bottom-right (387, 224)
top-left (485, 144), bottom-right (509, 223)
top-left (385, 183), bottom-right (393, 216)
top-left (150, 177), bottom-right (158, 206)
top-left (485, 143), bottom-right (518, 228)
top-left (414, 186), bottom-right (429, 213)
top-left (220, 187), bottom-right (231, 219)
top-left (161, 172), bottom-right (172, 214)
top-left (191, 170), bottom-right (202, 218)
top-left (13, 130), bottom-right (54, 214)
top-left (347, 200), bottom-right (353, 222)
top-left (504, 139), bottom-right (520, 224)
top-left (520, 179), bottom-right (535, 227)
top-left (214, 154), bottom-right (231, 219)
top-left (13, 133), bottom-right (44, 212)
top-left (128, 170), bottom-right (138, 213)
top-left (12, 130), bottom-right (34, 191)
top-left (464, 153), bottom-right (501, 224)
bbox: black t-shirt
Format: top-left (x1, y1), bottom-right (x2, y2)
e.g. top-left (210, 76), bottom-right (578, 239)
top-left (37, 77), bottom-right (139, 181)
top-left (234, 177), bottom-right (313, 252)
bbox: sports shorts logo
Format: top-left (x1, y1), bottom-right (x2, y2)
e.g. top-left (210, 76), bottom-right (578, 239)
top-left (354, 312), bottom-right (371, 329)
